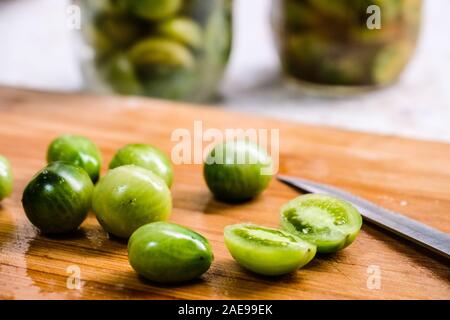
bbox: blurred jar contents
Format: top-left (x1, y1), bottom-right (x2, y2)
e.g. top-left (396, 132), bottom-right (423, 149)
top-left (79, 0), bottom-right (233, 102)
top-left (273, 0), bottom-right (422, 91)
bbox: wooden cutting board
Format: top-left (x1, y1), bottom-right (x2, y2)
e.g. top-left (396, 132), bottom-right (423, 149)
top-left (0, 87), bottom-right (449, 300)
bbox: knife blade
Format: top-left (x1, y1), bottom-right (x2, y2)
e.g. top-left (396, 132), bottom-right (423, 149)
top-left (277, 175), bottom-right (450, 260)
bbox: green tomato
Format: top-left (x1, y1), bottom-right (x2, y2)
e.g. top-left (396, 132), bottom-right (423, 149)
top-left (371, 42), bottom-right (413, 86)
top-left (84, 0), bottom-right (128, 15)
top-left (92, 165), bottom-right (172, 238)
top-left (0, 155), bottom-right (13, 201)
top-left (316, 54), bottom-right (367, 86)
top-left (285, 33), bottom-right (330, 72)
top-left (129, 37), bottom-right (195, 70)
top-left (95, 14), bottom-right (141, 47)
top-left (309, 0), bottom-right (356, 21)
top-left (100, 54), bottom-right (143, 95)
top-left (283, 0), bottom-right (319, 29)
top-left (127, 0), bottom-right (182, 21)
top-left (128, 222), bottom-right (213, 283)
top-left (107, 0), bottom-right (129, 14)
top-left (224, 224), bottom-right (316, 276)
top-left (156, 17), bottom-right (203, 49)
top-left (47, 135), bottom-right (102, 183)
top-left (139, 65), bottom-right (196, 100)
top-left (181, 0), bottom-right (217, 25)
top-left (280, 194), bottom-right (363, 253)
top-left (203, 140), bottom-right (273, 202)
top-left (84, 24), bottom-right (116, 59)
top-left (372, 0), bottom-right (403, 23)
top-left (22, 162), bottom-right (94, 234)
top-left (109, 144), bottom-right (173, 188)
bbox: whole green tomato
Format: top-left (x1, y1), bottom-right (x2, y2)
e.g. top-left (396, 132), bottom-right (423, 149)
top-left (0, 155), bottom-right (13, 201)
top-left (92, 165), bottom-right (172, 238)
top-left (129, 37), bottom-right (195, 70)
top-left (128, 222), bottom-right (213, 283)
top-left (109, 144), bottom-right (173, 187)
top-left (203, 140), bottom-right (273, 202)
top-left (22, 162), bottom-right (94, 234)
top-left (47, 135), bottom-right (102, 183)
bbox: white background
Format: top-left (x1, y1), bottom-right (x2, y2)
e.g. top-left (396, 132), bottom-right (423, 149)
top-left (0, 0), bottom-right (449, 142)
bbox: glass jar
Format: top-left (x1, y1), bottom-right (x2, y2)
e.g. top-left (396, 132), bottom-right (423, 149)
top-left (272, 0), bottom-right (422, 93)
top-left (78, 0), bottom-right (232, 102)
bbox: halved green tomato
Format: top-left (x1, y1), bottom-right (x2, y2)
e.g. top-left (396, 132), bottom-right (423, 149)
top-left (280, 194), bottom-right (363, 253)
top-left (224, 224), bottom-right (316, 276)
top-left (0, 155), bottom-right (13, 201)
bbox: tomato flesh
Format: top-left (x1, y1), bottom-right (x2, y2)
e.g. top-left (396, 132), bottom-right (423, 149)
top-left (224, 223), bottom-right (316, 276)
top-left (281, 194), bottom-right (362, 253)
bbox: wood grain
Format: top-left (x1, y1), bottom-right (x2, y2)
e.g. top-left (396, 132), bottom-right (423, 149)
top-left (0, 87), bottom-right (449, 300)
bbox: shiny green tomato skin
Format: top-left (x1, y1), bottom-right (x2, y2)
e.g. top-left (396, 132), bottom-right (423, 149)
top-left (47, 135), bottom-right (102, 183)
top-left (224, 224), bottom-right (316, 276)
top-left (203, 141), bottom-right (273, 202)
top-left (22, 162), bottom-right (94, 234)
top-left (280, 194), bottom-right (363, 253)
top-left (92, 165), bottom-right (172, 238)
top-left (109, 144), bottom-right (173, 188)
top-left (0, 156), bottom-right (13, 201)
top-left (128, 222), bottom-right (213, 283)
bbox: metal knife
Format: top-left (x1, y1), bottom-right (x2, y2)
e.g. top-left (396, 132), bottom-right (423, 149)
top-left (277, 175), bottom-right (450, 260)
